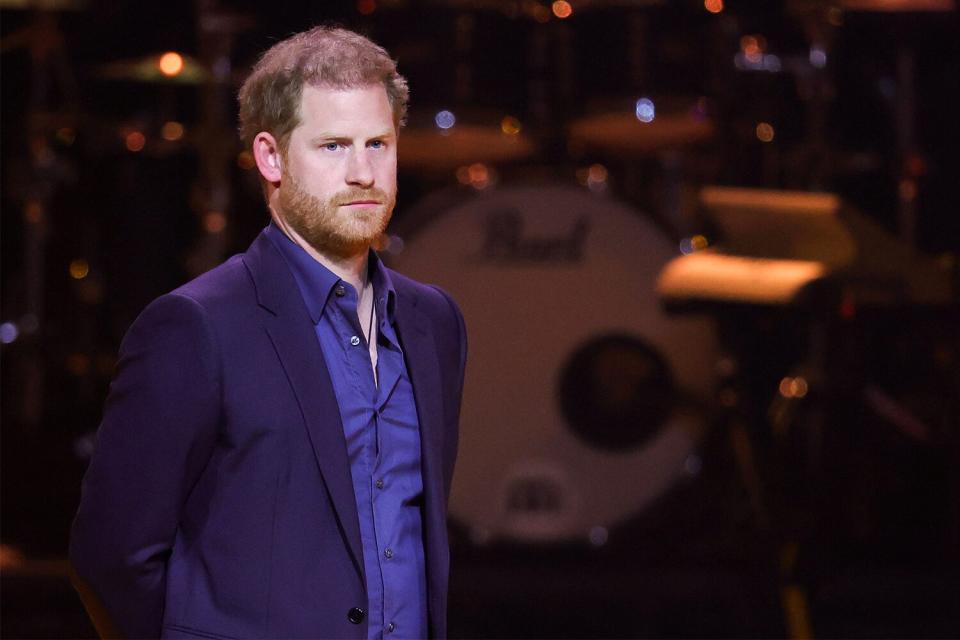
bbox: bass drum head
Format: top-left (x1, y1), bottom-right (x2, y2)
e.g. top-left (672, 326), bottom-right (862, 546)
top-left (388, 184), bottom-right (717, 545)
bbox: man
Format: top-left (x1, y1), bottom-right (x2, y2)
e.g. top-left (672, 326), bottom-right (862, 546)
top-left (70, 26), bottom-right (467, 639)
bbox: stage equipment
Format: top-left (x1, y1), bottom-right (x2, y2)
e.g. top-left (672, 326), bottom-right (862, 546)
top-left (387, 183), bottom-right (718, 544)
top-left (399, 119), bottom-right (537, 173)
top-left (568, 107), bottom-right (714, 157)
top-left (838, 0), bottom-right (955, 10)
top-left (657, 186), bottom-right (953, 308)
top-left (97, 53), bottom-right (210, 85)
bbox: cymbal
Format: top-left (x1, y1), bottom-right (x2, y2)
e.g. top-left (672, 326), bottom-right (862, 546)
top-left (839, 0), bottom-right (955, 11)
top-left (568, 111), bottom-right (714, 156)
top-left (0, 0), bottom-right (85, 10)
top-left (97, 53), bottom-right (209, 85)
top-left (400, 124), bottom-right (536, 171)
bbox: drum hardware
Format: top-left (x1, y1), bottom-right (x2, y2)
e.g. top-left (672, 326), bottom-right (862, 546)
top-left (567, 98), bottom-right (716, 240)
top-left (658, 185), bottom-right (956, 499)
top-left (186, 7), bottom-right (253, 276)
top-left (3, 7), bottom-right (84, 428)
top-left (656, 185), bottom-right (958, 636)
top-left (657, 186), bottom-right (953, 310)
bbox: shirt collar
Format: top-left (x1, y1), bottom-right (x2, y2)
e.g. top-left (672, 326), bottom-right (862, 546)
top-left (265, 222), bottom-right (397, 325)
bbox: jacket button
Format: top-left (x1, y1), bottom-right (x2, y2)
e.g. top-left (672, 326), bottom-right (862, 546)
top-left (347, 607), bottom-right (365, 624)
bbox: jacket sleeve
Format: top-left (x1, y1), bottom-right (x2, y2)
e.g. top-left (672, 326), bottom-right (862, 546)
top-left (69, 292), bottom-right (221, 639)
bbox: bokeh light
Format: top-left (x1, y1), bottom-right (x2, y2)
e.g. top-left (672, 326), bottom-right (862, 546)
top-left (435, 110), bottom-right (456, 130)
top-left (552, 1), bottom-right (573, 18)
top-left (161, 121), bottom-right (185, 141)
top-left (704, 0), bottom-right (724, 13)
top-left (501, 116), bottom-right (521, 135)
top-left (158, 52), bottom-right (184, 77)
top-left (635, 97), bottom-right (655, 123)
top-left (756, 122), bottom-right (775, 142)
top-left (125, 131), bottom-right (146, 152)
top-left (69, 259), bottom-right (90, 280)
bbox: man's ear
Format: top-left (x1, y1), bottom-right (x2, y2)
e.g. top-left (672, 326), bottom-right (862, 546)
top-left (253, 132), bottom-right (282, 183)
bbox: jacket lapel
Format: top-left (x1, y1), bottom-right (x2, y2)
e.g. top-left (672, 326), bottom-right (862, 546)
top-left (242, 232), bottom-right (365, 581)
top-left (393, 285), bottom-right (449, 632)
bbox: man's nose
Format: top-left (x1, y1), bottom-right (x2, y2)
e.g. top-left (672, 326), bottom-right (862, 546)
top-left (346, 149), bottom-right (374, 187)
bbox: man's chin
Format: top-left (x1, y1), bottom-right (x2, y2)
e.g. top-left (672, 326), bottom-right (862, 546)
top-left (307, 230), bottom-right (383, 259)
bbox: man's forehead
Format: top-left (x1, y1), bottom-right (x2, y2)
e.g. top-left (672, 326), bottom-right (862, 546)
top-left (300, 81), bottom-right (388, 102)
top-left (292, 83), bottom-right (395, 138)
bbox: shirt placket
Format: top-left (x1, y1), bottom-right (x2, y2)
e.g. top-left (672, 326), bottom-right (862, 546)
top-left (372, 300), bottom-right (405, 637)
top-left (335, 289), bottom-right (387, 638)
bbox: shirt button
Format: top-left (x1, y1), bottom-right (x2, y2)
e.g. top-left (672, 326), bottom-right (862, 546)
top-left (387, 622), bottom-right (396, 633)
top-left (347, 607), bottom-right (365, 624)
top-left (375, 479), bottom-right (384, 489)
top-left (335, 285), bottom-right (346, 297)
top-left (383, 548), bottom-right (393, 559)
top-left (350, 335), bottom-right (361, 346)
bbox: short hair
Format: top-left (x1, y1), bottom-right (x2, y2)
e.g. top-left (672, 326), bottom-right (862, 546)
top-left (238, 26), bottom-right (409, 152)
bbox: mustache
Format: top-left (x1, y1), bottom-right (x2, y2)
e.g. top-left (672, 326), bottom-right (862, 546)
top-left (333, 187), bottom-right (391, 205)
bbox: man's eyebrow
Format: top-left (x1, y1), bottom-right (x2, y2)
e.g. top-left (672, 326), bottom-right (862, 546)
top-left (311, 130), bottom-right (396, 142)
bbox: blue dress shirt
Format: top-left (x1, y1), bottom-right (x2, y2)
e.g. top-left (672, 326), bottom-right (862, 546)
top-left (266, 224), bottom-right (427, 639)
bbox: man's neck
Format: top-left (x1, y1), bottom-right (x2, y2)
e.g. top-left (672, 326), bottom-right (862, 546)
top-left (271, 212), bottom-right (369, 293)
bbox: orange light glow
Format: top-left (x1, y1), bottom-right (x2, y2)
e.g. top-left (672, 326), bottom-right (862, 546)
top-left (158, 52), bottom-right (184, 77)
top-left (467, 163), bottom-right (490, 189)
top-left (357, 0), bottom-right (376, 15)
top-left (899, 179), bottom-right (918, 202)
top-left (56, 127), bottom-right (76, 145)
top-left (704, 0), bottom-right (724, 13)
top-left (552, 0), bottom-right (573, 18)
top-left (204, 211), bottom-right (227, 233)
top-left (66, 353), bottom-right (91, 376)
top-left (25, 200), bottom-right (43, 224)
top-left (656, 253), bottom-right (826, 305)
top-left (161, 121), bottom-right (185, 141)
top-left (236, 150), bottom-right (256, 170)
top-left (740, 35), bottom-right (763, 62)
top-left (588, 163), bottom-right (608, 184)
top-left (756, 122), bottom-right (775, 142)
top-left (125, 131), bottom-right (146, 152)
top-left (501, 116), bottom-right (521, 135)
top-left (0, 544), bottom-right (26, 570)
top-left (779, 377), bottom-right (809, 399)
top-left (69, 259), bottom-right (90, 280)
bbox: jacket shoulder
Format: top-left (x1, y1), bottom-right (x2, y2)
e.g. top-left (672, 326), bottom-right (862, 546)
top-left (169, 254), bottom-right (252, 310)
top-left (388, 268), bottom-right (462, 321)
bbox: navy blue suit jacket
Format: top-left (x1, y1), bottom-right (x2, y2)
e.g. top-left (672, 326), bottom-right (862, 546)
top-left (70, 229), bottom-right (466, 639)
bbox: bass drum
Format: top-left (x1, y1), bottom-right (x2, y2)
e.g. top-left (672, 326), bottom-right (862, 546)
top-left (388, 184), bottom-right (718, 545)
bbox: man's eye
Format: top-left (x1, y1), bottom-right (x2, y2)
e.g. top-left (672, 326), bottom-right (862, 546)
top-left (323, 142), bottom-right (340, 151)
top-left (369, 140), bottom-right (384, 149)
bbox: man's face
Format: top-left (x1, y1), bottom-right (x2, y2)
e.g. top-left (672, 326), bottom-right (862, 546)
top-left (276, 84), bottom-right (397, 258)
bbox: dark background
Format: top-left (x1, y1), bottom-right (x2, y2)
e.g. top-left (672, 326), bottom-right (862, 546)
top-left (2, 0), bottom-right (958, 637)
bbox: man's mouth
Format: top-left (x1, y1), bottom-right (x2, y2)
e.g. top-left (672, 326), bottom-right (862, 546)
top-left (341, 200), bottom-right (381, 206)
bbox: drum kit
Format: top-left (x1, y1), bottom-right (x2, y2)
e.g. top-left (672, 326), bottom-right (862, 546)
top-left (377, 0), bottom-right (958, 551)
